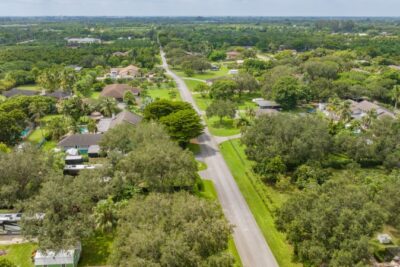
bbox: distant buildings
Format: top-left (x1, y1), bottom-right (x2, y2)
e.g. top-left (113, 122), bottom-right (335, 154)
top-left (67, 37), bottom-right (101, 44)
top-left (320, 100), bottom-right (396, 121)
top-left (108, 65), bottom-right (140, 79)
top-left (228, 69), bottom-right (239, 75)
top-left (112, 51), bottom-right (130, 57)
top-left (226, 51), bottom-right (241, 60)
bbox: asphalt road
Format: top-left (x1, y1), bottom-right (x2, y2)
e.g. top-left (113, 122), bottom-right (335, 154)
top-left (160, 49), bottom-right (279, 267)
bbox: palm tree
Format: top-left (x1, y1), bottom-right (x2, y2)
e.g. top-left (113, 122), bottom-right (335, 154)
top-left (98, 97), bottom-right (119, 117)
top-left (87, 119), bottom-right (98, 133)
top-left (337, 100), bottom-right (352, 123)
top-left (60, 67), bottom-right (78, 93)
top-left (361, 109), bottom-right (377, 129)
top-left (29, 101), bottom-right (49, 138)
top-left (44, 117), bottom-right (68, 140)
top-left (390, 85), bottom-right (400, 109)
top-left (92, 197), bottom-right (126, 233)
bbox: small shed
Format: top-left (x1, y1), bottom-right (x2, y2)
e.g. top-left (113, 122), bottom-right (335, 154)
top-left (88, 145), bottom-right (101, 158)
top-left (377, 234), bottom-right (392, 244)
top-left (34, 243), bottom-right (81, 267)
top-left (255, 100), bottom-right (281, 109)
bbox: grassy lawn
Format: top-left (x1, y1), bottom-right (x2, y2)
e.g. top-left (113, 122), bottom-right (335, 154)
top-left (220, 139), bottom-right (300, 267)
top-left (198, 179), bottom-right (242, 267)
top-left (79, 232), bottom-right (114, 267)
top-left (17, 84), bottom-right (41, 91)
top-left (89, 91), bottom-right (101, 100)
top-left (0, 243), bottom-right (36, 267)
top-left (42, 141), bottom-right (57, 151)
top-left (184, 79), bottom-right (204, 91)
top-left (206, 116), bottom-right (241, 137)
top-left (147, 88), bottom-right (181, 101)
top-left (26, 128), bottom-right (46, 144)
top-left (175, 65), bottom-right (229, 81)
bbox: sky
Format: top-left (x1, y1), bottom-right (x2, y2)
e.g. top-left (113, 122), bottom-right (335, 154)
top-left (0, 0), bottom-right (399, 17)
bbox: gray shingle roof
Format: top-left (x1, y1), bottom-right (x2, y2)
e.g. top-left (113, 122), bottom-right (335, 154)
top-left (109, 110), bottom-right (142, 128)
top-left (58, 134), bottom-right (103, 148)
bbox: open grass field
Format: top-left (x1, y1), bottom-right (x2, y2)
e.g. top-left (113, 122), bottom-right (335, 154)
top-left (206, 116), bottom-right (241, 137)
top-left (184, 79), bottom-right (205, 91)
top-left (147, 88), bottom-right (181, 101)
top-left (175, 65), bottom-right (229, 81)
top-left (219, 139), bottom-right (301, 267)
top-left (0, 243), bottom-right (36, 267)
top-left (79, 233), bottom-right (114, 267)
top-left (26, 128), bottom-right (46, 144)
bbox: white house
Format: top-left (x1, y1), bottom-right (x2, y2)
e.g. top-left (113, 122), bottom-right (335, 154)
top-left (228, 69), bottom-right (239, 75)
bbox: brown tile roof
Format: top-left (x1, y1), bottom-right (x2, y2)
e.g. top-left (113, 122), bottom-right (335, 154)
top-left (101, 84), bottom-right (140, 99)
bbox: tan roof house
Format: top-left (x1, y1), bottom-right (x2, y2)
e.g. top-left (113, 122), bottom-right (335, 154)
top-left (101, 84), bottom-right (140, 101)
top-left (109, 65), bottom-right (140, 79)
top-left (226, 51), bottom-right (241, 60)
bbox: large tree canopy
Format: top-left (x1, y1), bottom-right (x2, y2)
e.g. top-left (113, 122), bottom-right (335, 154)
top-left (242, 113), bottom-right (332, 170)
top-left (276, 177), bottom-right (385, 267)
top-left (111, 193), bottom-right (234, 267)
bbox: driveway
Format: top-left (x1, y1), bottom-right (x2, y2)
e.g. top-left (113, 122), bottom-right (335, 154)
top-left (161, 48), bottom-right (279, 267)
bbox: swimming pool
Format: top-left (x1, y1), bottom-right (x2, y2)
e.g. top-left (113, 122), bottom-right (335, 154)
top-left (79, 126), bottom-right (89, 134)
top-left (21, 128), bottom-right (30, 138)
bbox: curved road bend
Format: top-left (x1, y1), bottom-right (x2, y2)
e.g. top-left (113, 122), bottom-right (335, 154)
top-left (160, 48), bottom-right (279, 267)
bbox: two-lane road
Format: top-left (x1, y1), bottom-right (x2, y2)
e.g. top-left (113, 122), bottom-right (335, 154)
top-left (161, 49), bottom-right (279, 267)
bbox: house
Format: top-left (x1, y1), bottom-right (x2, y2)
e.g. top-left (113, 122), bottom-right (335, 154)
top-left (228, 69), bottom-right (239, 75)
top-left (65, 155), bottom-right (83, 165)
top-left (97, 110), bottom-right (143, 133)
top-left (34, 243), bottom-right (81, 267)
top-left (101, 84), bottom-right (140, 101)
top-left (0, 213), bottom-right (22, 235)
top-left (350, 100), bottom-right (395, 120)
top-left (255, 100), bottom-right (281, 110)
top-left (108, 65), bottom-right (140, 79)
top-left (226, 51), bottom-right (241, 60)
top-left (377, 234), bottom-right (392, 244)
top-left (3, 88), bottom-right (39, 98)
top-left (58, 134), bottom-right (103, 153)
top-left (67, 37), bottom-right (101, 44)
top-left (67, 65), bottom-right (83, 72)
top-left (64, 164), bottom-right (97, 176)
top-left (112, 51), bottom-right (130, 57)
top-left (211, 65), bottom-right (220, 71)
